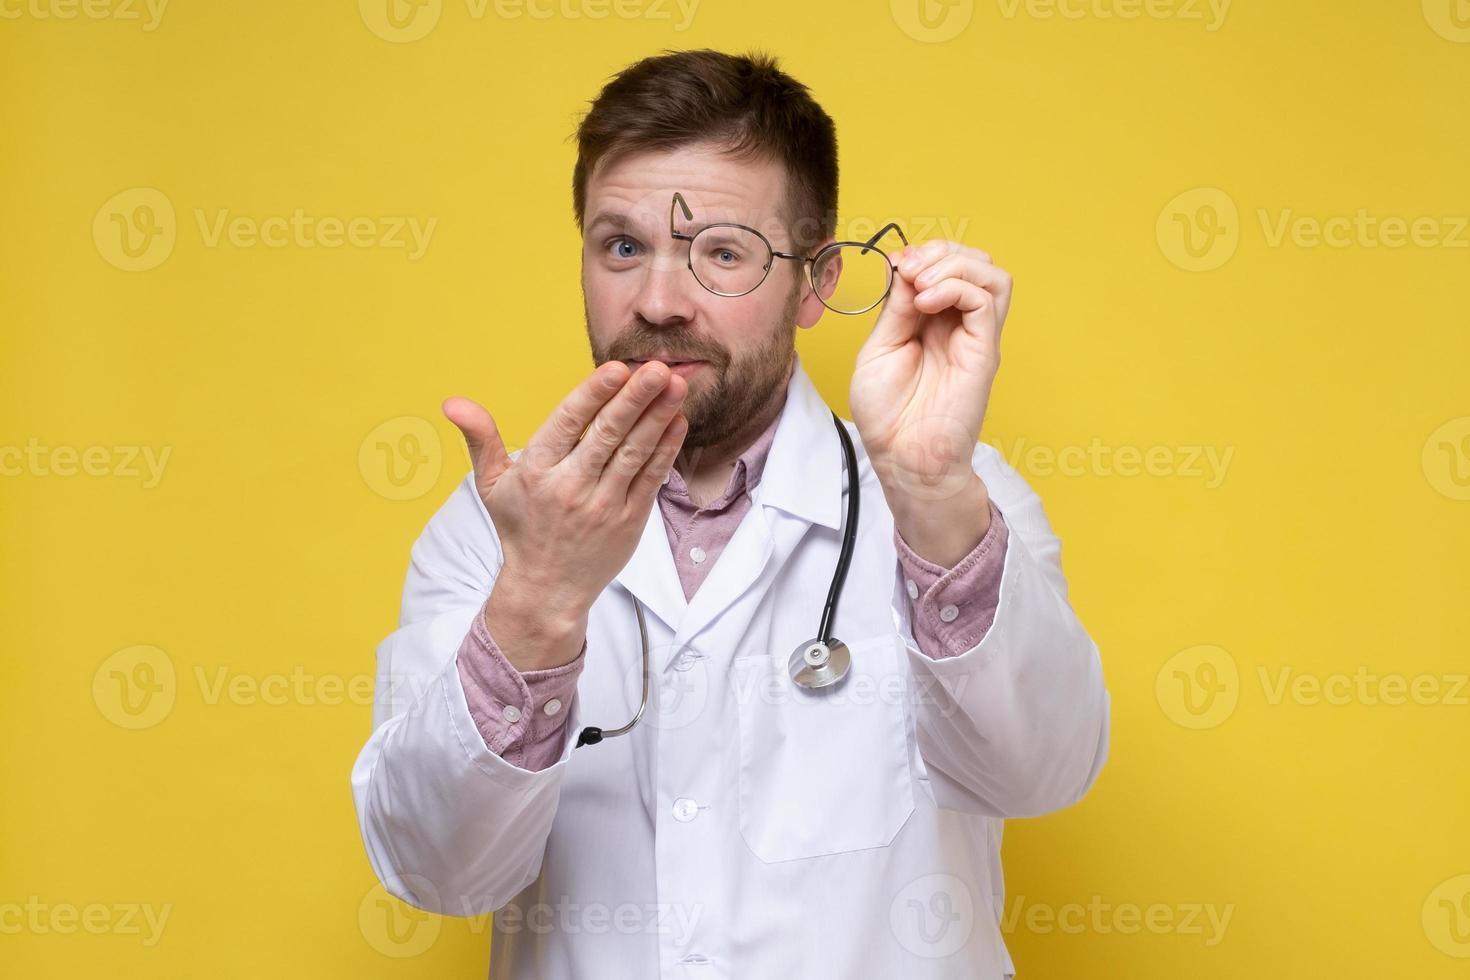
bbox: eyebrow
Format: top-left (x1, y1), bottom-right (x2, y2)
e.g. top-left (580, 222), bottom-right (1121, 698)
top-left (586, 211), bottom-right (636, 235)
top-left (586, 204), bottom-right (781, 241)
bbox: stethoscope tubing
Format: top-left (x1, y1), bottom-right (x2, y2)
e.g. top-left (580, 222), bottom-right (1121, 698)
top-left (577, 411), bottom-right (858, 749)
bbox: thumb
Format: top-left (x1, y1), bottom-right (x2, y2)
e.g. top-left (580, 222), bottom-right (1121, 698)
top-left (442, 396), bottom-right (512, 488)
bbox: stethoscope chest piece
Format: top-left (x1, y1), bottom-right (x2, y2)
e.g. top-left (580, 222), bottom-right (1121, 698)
top-left (788, 637), bottom-right (852, 691)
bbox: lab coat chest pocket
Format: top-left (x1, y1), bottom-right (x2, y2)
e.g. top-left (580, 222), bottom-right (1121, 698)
top-left (731, 634), bottom-right (916, 864)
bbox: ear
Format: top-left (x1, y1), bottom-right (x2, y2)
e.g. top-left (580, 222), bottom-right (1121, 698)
top-left (795, 238), bottom-right (839, 330)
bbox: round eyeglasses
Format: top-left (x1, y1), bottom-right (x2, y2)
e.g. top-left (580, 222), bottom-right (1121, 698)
top-left (669, 192), bottom-right (910, 316)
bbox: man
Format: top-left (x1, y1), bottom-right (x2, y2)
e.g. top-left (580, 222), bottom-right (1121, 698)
top-left (351, 48), bottom-right (1109, 979)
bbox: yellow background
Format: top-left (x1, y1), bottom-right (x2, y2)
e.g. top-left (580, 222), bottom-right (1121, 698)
top-left (3, 0), bottom-right (1468, 975)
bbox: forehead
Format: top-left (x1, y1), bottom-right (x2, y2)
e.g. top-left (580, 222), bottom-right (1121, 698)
top-left (583, 142), bottom-right (789, 239)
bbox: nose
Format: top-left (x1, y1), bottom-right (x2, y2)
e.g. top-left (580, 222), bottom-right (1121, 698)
top-left (631, 247), bottom-right (699, 328)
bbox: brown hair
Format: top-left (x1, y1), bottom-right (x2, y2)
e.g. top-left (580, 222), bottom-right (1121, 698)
top-left (571, 48), bottom-right (838, 253)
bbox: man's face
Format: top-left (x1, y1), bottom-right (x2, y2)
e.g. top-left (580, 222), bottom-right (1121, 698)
top-left (580, 142), bottom-right (832, 452)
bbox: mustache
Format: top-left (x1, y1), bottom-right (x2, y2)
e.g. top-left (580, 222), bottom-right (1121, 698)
top-left (606, 324), bottom-right (728, 368)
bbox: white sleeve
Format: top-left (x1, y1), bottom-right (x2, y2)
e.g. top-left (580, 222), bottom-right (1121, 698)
top-left (349, 471), bottom-right (583, 915)
top-left (895, 441), bottom-right (1111, 818)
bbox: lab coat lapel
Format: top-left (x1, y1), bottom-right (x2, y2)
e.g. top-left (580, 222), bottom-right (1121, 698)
top-left (611, 356), bottom-right (844, 664)
top-left (668, 356), bottom-right (844, 656)
top-left (611, 504), bottom-right (688, 639)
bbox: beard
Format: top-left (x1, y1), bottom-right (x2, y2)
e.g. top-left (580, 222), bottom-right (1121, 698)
top-left (584, 282), bottom-right (801, 452)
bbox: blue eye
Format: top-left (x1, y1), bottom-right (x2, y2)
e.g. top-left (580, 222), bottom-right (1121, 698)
top-left (608, 238), bottom-right (640, 260)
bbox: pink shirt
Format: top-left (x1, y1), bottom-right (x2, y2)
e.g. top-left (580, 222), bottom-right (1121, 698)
top-left (455, 413), bottom-right (1009, 771)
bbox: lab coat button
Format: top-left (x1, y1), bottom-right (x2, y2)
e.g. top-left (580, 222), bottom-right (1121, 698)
top-left (672, 650), bottom-right (705, 671)
top-left (678, 952), bottom-right (711, 965)
top-left (905, 578), bottom-right (918, 600)
top-left (501, 705), bottom-right (522, 723)
top-left (689, 545), bottom-right (706, 564)
top-left (672, 797), bottom-right (699, 822)
top-left (939, 604), bottom-right (959, 623)
top-left (542, 697), bottom-right (562, 717)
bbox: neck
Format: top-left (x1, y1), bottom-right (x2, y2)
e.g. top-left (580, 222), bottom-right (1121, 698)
top-left (673, 365), bottom-right (791, 506)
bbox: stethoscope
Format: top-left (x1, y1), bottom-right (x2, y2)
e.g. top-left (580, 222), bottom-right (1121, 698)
top-left (576, 410), bottom-right (860, 748)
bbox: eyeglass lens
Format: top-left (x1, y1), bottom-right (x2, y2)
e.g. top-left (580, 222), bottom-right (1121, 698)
top-left (685, 217), bottom-right (897, 315)
top-left (812, 243), bottom-right (896, 315)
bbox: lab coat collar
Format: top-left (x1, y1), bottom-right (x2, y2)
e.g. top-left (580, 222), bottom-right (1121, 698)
top-left (612, 352), bottom-right (843, 640)
top-left (749, 354), bottom-right (843, 532)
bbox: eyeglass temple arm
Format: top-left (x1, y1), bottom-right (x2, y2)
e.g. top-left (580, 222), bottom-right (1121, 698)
top-left (861, 222), bottom-right (909, 258)
top-left (670, 192), bottom-right (694, 240)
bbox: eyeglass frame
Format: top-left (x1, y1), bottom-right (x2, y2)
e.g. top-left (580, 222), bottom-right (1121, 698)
top-left (669, 191), bottom-right (910, 316)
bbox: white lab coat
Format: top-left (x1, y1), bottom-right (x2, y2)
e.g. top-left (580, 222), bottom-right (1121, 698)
top-left (351, 355), bottom-right (1110, 979)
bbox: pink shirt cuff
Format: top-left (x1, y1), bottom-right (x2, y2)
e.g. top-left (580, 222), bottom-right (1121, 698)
top-left (454, 599), bottom-right (586, 771)
top-left (893, 498), bottom-right (1009, 659)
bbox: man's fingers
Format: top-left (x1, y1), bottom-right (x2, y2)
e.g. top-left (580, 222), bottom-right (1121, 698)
top-left (912, 254), bottom-right (1013, 326)
top-left (629, 412), bottom-right (689, 504)
top-left (564, 361), bottom-right (677, 477)
top-left (600, 377), bottom-right (688, 491)
top-left (527, 361), bottom-right (633, 466)
top-left (912, 278), bottom-right (1003, 353)
top-left (443, 396), bottom-right (512, 482)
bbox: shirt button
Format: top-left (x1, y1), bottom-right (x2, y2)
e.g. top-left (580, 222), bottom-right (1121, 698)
top-left (905, 578), bottom-right (919, 600)
top-left (501, 705), bottom-right (522, 723)
top-left (542, 697), bottom-right (562, 717)
top-left (689, 545), bottom-right (706, 564)
top-left (939, 604), bottom-right (959, 623)
top-left (672, 797), bottom-right (700, 822)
